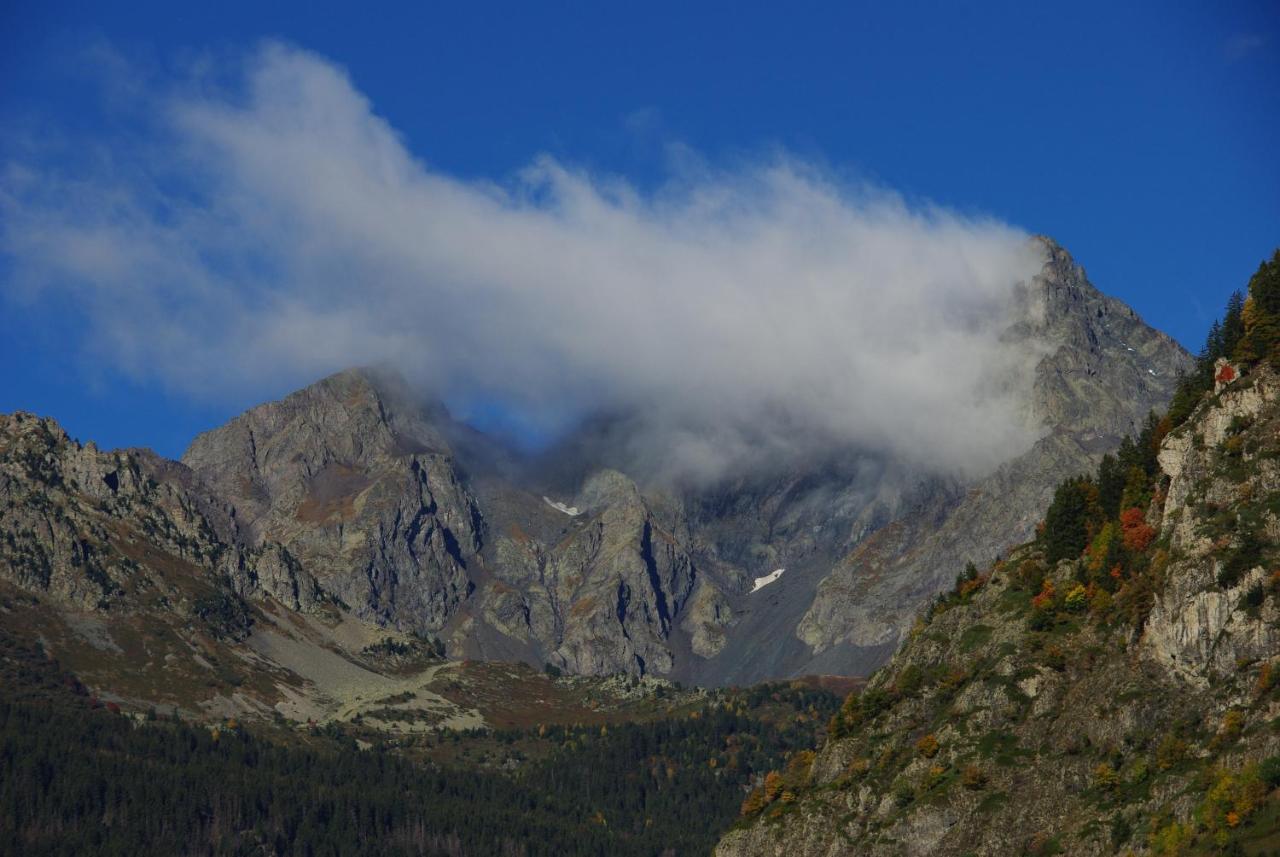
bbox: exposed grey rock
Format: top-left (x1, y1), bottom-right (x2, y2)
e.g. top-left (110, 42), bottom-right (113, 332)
top-left (182, 368), bottom-right (481, 633)
top-left (1143, 368), bottom-right (1280, 682)
top-left (1, 238), bottom-right (1194, 684)
top-left (488, 470), bottom-right (698, 675)
top-left (0, 412), bottom-right (320, 617)
top-left (791, 237), bottom-right (1190, 672)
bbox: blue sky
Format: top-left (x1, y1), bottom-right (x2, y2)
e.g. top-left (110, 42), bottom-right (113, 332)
top-left (2, 1), bottom-right (1278, 459)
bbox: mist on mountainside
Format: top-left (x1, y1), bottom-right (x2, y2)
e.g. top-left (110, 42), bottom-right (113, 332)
top-left (1, 42), bottom-right (1056, 486)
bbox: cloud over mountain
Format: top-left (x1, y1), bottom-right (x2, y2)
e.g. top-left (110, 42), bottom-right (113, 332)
top-left (1, 42), bottom-right (1048, 481)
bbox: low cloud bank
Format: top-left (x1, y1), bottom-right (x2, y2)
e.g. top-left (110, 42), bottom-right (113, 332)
top-left (1, 43), bottom-right (1049, 482)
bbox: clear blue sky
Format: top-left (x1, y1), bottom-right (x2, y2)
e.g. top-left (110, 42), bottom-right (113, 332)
top-left (2, 1), bottom-right (1278, 457)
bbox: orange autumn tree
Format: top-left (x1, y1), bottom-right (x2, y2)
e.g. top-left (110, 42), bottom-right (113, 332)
top-left (1119, 507), bottom-right (1155, 552)
top-left (1031, 579), bottom-right (1055, 610)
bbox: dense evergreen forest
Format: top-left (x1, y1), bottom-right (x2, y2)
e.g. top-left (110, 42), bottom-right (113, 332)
top-left (0, 630), bottom-right (836, 856)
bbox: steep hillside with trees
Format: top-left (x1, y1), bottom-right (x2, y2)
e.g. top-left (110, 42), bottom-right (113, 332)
top-left (718, 251), bottom-right (1280, 856)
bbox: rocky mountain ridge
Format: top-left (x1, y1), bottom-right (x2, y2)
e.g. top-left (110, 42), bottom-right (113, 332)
top-left (182, 368), bottom-right (482, 633)
top-left (730, 237), bottom-right (1190, 680)
top-left (0, 239), bottom-right (1190, 688)
top-left (0, 412), bottom-right (323, 617)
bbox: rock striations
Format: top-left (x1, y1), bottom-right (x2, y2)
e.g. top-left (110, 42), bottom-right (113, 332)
top-left (182, 368), bottom-right (481, 633)
top-left (0, 412), bottom-right (322, 620)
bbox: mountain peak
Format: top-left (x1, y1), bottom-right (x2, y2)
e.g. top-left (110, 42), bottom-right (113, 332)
top-left (1030, 232), bottom-right (1068, 258)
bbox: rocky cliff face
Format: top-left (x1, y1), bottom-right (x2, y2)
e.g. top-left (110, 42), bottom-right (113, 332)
top-left (0, 239), bottom-right (1191, 684)
top-left (174, 369), bottom-right (736, 674)
top-left (790, 237), bottom-right (1190, 677)
top-left (529, 471), bottom-right (694, 674)
top-left (181, 369), bottom-right (481, 633)
top-left (464, 467), bottom-right (738, 676)
top-left (716, 364), bottom-right (1280, 857)
top-left (1143, 365), bottom-right (1280, 684)
top-left (0, 412), bottom-right (321, 618)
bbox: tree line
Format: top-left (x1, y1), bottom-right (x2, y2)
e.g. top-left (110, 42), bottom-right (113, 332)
top-left (0, 629), bottom-right (835, 856)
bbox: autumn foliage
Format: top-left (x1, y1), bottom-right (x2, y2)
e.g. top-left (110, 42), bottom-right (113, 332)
top-left (1119, 508), bottom-right (1155, 552)
top-left (1031, 579), bottom-right (1055, 610)
top-left (915, 734), bottom-right (939, 758)
top-left (742, 752), bottom-right (815, 817)
top-left (960, 764), bottom-right (987, 790)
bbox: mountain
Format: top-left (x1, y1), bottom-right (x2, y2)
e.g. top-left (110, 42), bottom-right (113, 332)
top-left (182, 368), bottom-right (482, 633)
top-left (177, 368), bottom-right (741, 678)
top-left (0, 238), bottom-right (1190, 695)
top-left (0, 410), bottom-right (322, 616)
top-left (716, 356), bottom-right (1280, 855)
top-left (783, 237), bottom-right (1192, 680)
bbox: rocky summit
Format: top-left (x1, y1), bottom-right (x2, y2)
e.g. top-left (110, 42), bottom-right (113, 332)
top-left (0, 239), bottom-right (1190, 695)
top-left (181, 368), bottom-right (482, 634)
top-left (789, 237), bottom-right (1192, 679)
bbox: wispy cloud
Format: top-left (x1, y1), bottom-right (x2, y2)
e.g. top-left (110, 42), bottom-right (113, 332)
top-left (0, 42), bottom-right (1048, 482)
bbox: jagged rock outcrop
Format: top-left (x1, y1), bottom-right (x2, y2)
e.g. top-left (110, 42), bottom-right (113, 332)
top-left (0, 412), bottom-right (321, 617)
top-left (175, 369), bottom-right (732, 674)
top-left (542, 470), bottom-right (696, 674)
top-left (479, 469), bottom-right (733, 674)
top-left (182, 369), bottom-right (481, 633)
top-left (716, 365), bottom-right (1280, 857)
top-left (1143, 367), bottom-right (1280, 684)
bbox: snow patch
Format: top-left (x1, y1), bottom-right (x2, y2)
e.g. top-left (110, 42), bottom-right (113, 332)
top-left (542, 497), bottom-right (581, 516)
top-left (751, 568), bottom-right (785, 593)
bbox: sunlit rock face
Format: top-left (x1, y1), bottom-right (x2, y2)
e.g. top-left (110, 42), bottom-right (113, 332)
top-left (0, 412), bottom-right (322, 620)
top-left (182, 368), bottom-right (481, 634)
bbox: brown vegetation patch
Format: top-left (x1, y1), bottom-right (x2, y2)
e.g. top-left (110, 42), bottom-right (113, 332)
top-left (788, 674), bottom-right (865, 697)
top-left (294, 463), bottom-right (372, 524)
top-left (568, 596), bottom-right (597, 619)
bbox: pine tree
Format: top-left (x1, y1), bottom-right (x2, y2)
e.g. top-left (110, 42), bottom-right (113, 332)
top-left (1042, 478), bottom-right (1094, 563)
top-left (1204, 318), bottom-right (1225, 365)
top-left (1096, 454), bottom-right (1125, 520)
top-left (1220, 290), bottom-right (1246, 358)
top-left (1235, 250), bottom-right (1280, 367)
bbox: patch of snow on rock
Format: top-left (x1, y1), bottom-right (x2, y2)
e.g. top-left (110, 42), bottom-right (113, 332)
top-left (542, 497), bottom-right (581, 516)
top-left (751, 568), bottom-right (785, 593)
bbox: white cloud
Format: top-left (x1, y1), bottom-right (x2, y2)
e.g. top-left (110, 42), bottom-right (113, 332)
top-left (1, 42), bottom-right (1049, 482)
